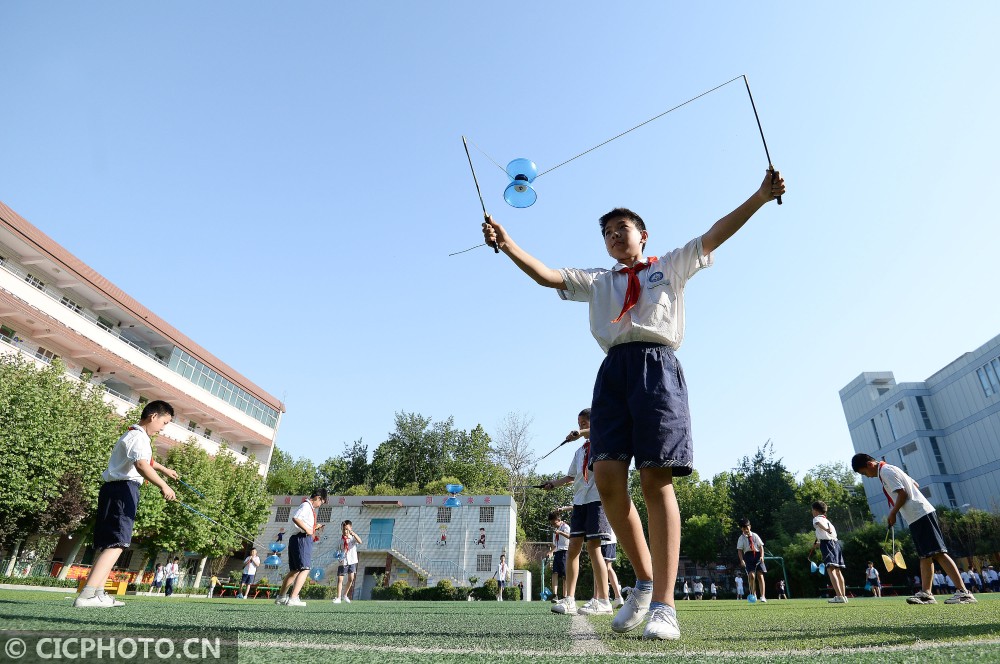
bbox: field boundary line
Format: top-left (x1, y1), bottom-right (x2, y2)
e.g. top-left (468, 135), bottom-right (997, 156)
top-left (241, 636), bottom-right (1000, 658)
top-left (569, 613), bottom-right (609, 655)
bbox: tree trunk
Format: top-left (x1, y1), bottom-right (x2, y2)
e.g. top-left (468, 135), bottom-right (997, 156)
top-left (56, 537), bottom-right (86, 580)
top-left (192, 556), bottom-right (208, 592)
top-left (2, 540), bottom-right (22, 577)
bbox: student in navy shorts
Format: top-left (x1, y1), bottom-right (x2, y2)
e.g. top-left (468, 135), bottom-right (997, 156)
top-left (275, 489), bottom-right (327, 607)
top-left (75, 401), bottom-right (179, 608)
top-left (483, 169), bottom-right (786, 639)
top-left (548, 511), bottom-right (570, 601)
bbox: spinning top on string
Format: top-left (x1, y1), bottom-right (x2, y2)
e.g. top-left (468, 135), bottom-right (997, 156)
top-left (503, 158), bottom-right (538, 208)
top-left (310, 567), bottom-right (326, 582)
top-left (269, 542), bottom-right (286, 553)
top-left (264, 554), bottom-right (281, 566)
top-left (444, 483), bottom-right (464, 508)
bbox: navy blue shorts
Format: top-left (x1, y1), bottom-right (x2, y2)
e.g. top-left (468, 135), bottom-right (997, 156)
top-left (601, 543), bottom-right (617, 561)
top-left (569, 501), bottom-right (612, 542)
top-left (241, 573), bottom-right (255, 585)
top-left (93, 481), bottom-right (140, 549)
top-left (552, 550), bottom-right (567, 576)
top-left (337, 564), bottom-right (357, 576)
top-left (820, 540), bottom-right (846, 569)
top-left (287, 533), bottom-right (313, 571)
top-left (743, 551), bottom-right (767, 573)
top-left (910, 512), bottom-right (948, 558)
top-left (590, 342), bottom-right (693, 475)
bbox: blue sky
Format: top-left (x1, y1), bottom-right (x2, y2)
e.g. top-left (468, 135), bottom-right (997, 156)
top-left (2, 2), bottom-right (998, 482)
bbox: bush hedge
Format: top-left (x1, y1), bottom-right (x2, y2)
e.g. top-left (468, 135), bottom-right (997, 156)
top-left (0, 576), bottom-right (78, 588)
top-left (369, 578), bottom-right (520, 602)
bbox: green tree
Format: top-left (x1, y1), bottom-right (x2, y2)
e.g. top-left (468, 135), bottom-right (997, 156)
top-left (728, 441), bottom-right (797, 543)
top-left (0, 356), bottom-right (123, 548)
top-left (265, 447), bottom-right (319, 495)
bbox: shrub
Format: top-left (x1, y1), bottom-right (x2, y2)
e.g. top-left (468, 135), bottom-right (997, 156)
top-left (0, 576), bottom-right (78, 588)
top-left (372, 579), bottom-right (411, 601)
top-left (300, 584), bottom-right (334, 600)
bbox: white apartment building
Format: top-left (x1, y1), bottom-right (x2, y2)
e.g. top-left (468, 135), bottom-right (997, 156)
top-left (0, 199), bottom-right (284, 471)
top-left (259, 494), bottom-right (517, 600)
top-left (840, 333), bottom-right (1000, 521)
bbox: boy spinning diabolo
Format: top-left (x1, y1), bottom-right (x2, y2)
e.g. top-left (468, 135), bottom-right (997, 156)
top-left (483, 168), bottom-right (785, 639)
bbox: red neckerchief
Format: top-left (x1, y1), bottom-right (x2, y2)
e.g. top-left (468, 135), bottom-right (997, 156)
top-left (582, 440), bottom-right (590, 482)
top-left (612, 257), bottom-right (657, 323)
top-left (302, 498), bottom-right (320, 541)
top-left (877, 462), bottom-right (895, 507)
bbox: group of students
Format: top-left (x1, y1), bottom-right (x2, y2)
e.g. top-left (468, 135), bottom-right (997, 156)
top-left (73, 400), bottom-right (364, 608)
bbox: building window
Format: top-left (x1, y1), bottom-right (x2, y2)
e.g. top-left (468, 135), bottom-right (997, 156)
top-left (187, 421), bottom-right (198, 432)
top-left (97, 315), bottom-right (116, 332)
top-left (915, 396), bottom-right (933, 429)
top-left (240, 446), bottom-right (248, 455)
top-left (204, 429), bottom-right (212, 438)
top-left (479, 506), bottom-right (495, 523)
top-left (944, 483), bottom-right (958, 508)
top-left (79, 367), bottom-right (94, 382)
top-left (34, 347), bottom-right (57, 364)
top-left (870, 419), bottom-right (882, 448)
top-left (977, 358), bottom-right (1000, 397)
top-left (883, 409), bottom-right (897, 441)
top-left (929, 437), bottom-right (947, 474)
top-left (24, 273), bottom-right (45, 290)
top-left (59, 296), bottom-right (83, 314)
top-left (919, 486), bottom-right (932, 499)
top-left (900, 442), bottom-right (917, 456)
top-left (0, 325), bottom-right (15, 342)
top-left (317, 506), bottom-right (332, 523)
top-left (477, 554), bottom-right (493, 573)
top-left (275, 506), bottom-right (291, 522)
top-left (436, 507), bottom-right (452, 523)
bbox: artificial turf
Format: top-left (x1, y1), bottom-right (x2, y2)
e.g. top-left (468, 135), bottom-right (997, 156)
top-left (2, 590), bottom-right (999, 663)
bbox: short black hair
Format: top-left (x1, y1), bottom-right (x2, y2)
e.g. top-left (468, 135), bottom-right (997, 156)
top-left (342, 519), bottom-right (352, 527)
top-left (738, 517), bottom-right (750, 528)
top-left (599, 208), bottom-right (647, 251)
top-left (851, 453), bottom-right (876, 471)
top-left (311, 488), bottom-right (328, 500)
top-left (548, 510), bottom-right (562, 522)
top-left (812, 500), bottom-right (828, 514)
top-left (578, 408), bottom-right (591, 419)
top-left (141, 400), bottom-right (174, 420)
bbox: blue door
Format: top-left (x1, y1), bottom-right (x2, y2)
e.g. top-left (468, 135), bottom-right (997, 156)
top-left (369, 519), bottom-right (395, 549)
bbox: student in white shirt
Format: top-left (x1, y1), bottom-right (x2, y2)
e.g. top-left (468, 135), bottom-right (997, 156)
top-left (274, 489), bottom-right (327, 607)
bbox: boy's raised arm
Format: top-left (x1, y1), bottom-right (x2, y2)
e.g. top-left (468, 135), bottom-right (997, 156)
top-left (483, 216), bottom-right (566, 290)
top-left (701, 169), bottom-right (785, 255)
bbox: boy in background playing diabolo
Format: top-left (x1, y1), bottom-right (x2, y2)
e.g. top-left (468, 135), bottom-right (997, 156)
top-left (484, 169), bottom-right (785, 638)
top-left (275, 489), bottom-right (327, 607)
top-left (808, 500), bottom-right (848, 604)
top-left (852, 453), bottom-right (976, 604)
top-left (75, 400), bottom-right (178, 608)
top-left (547, 510), bottom-right (571, 602)
top-left (333, 519), bottom-right (362, 603)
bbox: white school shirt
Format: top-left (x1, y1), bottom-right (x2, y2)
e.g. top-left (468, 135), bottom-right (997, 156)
top-left (557, 237), bottom-right (713, 353)
top-left (569, 442), bottom-right (601, 506)
top-left (497, 561), bottom-right (510, 583)
top-left (737, 532), bottom-right (764, 554)
top-left (243, 554), bottom-right (260, 575)
top-left (988, 569), bottom-right (999, 583)
top-left (735, 577), bottom-right (744, 590)
top-left (341, 536), bottom-right (359, 565)
top-left (102, 425), bottom-right (153, 483)
top-left (877, 463), bottom-right (935, 524)
top-left (552, 522), bottom-right (570, 551)
top-left (166, 562), bottom-right (179, 579)
top-left (292, 501), bottom-right (315, 534)
top-left (813, 515), bottom-right (838, 540)
top-left (866, 567), bottom-right (880, 581)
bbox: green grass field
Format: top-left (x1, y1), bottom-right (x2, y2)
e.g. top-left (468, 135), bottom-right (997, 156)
top-left (2, 590), bottom-right (1000, 663)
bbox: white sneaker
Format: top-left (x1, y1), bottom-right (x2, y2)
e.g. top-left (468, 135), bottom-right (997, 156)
top-left (612, 587), bottom-right (651, 634)
top-left (944, 590), bottom-right (978, 604)
top-left (907, 591), bottom-right (937, 605)
top-left (344, 596), bottom-right (351, 603)
top-left (98, 591), bottom-right (125, 607)
top-left (578, 598), bottom-right (614, 615)
top-left (285, 597), bottom-right (307, 607)
top-left (828, 595), bottom-right (847, 604)
top-left (552, 597), bottom-right (577, 615)
top-left (614, 596), bottom-right (625, 608)
top-left (274, 595), bottom-right (289, 606)
top-left (642, 605), bottom-right (680, 640)
top-left (759, 597), bottom-right (767, 603)
top-left (332, 597), bottom-right (342, 604)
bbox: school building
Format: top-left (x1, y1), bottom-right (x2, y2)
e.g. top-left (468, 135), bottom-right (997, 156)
top-left (840, 332), bottom-right (1000, 521)
top-left (0, 199), bottom-right (284, 571)
top-left (259, 494), bottom-right (517, 599)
